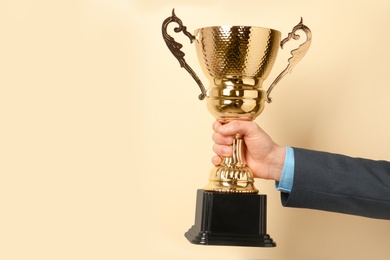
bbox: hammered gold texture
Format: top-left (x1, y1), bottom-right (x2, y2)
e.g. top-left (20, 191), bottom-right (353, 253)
top-left (195, 26), bottom-right (281, 80)
top-left (195, 26), bottom-right (282, 122)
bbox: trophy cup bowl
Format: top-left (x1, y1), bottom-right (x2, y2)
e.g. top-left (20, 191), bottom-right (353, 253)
top-left (196, 25), bottom-right (280, 120)
top-left (162, 9), bottom-right (311, 247)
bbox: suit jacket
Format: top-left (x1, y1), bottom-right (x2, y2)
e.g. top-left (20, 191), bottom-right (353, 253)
top-left (281, 148), bottom-right (390, 220)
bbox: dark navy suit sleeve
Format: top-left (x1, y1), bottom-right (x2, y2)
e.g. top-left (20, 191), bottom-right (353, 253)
top-left (281, 148), bottom-right (390, 219)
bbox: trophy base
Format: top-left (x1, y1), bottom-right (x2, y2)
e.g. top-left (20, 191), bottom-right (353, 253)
top-left (185, 189), bottom-right (276, 247)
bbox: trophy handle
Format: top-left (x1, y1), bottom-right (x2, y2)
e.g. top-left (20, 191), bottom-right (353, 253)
top-left (162, 9), bottom-right (206, 100)
top-left (266, 18), bottom-right (312, 103)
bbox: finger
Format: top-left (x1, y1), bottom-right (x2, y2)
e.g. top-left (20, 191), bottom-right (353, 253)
top-left (212, 132), bottom-right (234, 145)
top-left (213, 143), bottom-right (233, 157)
top-left (212, 120), bottom-right (222, 132)
top-left (211, 155), bottom-right (222, 166)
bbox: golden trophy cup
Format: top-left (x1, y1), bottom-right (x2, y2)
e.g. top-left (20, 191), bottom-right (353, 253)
top-left (162, 9), bottom-right (311, 247)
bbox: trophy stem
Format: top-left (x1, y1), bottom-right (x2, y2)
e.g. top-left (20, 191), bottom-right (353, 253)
top-left (205, 131), bottom-right (258, 193)
top-left (222, 134), bottom-right (245, 168)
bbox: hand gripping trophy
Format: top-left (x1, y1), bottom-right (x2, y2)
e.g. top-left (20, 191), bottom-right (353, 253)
top-left (162, 9), bottom-right (312, 247)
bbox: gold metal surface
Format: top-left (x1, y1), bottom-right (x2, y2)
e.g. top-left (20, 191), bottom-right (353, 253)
top-left (162, 11), bottom-right (312, 193)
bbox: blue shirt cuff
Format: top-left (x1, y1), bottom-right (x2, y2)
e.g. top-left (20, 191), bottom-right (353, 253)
top-left (275, 147), bottom-right (295, 193)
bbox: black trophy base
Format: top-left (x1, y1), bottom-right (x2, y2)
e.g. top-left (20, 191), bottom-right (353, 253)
top-left (185, 189), bottom-right (276, 247)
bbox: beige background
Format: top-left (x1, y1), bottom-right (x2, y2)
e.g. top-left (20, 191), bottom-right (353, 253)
top-left (1, 0), bottom-right (390, 259)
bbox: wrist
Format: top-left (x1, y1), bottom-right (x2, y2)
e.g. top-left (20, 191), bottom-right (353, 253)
top-left (270, 144), bottom-right (286, 182)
